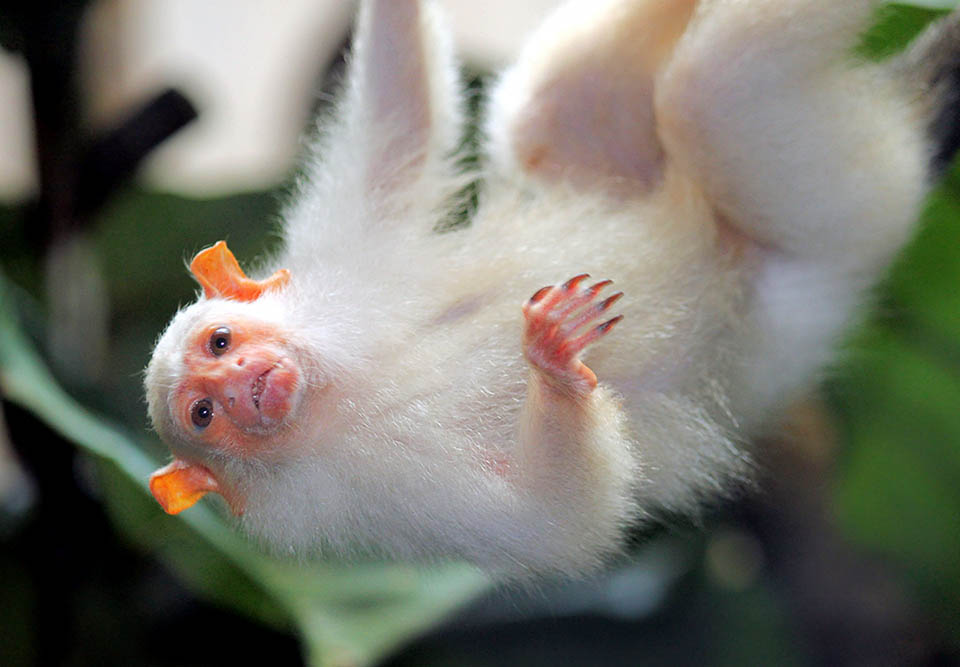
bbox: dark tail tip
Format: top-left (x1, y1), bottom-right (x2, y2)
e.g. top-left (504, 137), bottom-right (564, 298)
top-left (928, 34), bottom-right (960, 177)
top-left (903, 11), bottom-right (960, 179)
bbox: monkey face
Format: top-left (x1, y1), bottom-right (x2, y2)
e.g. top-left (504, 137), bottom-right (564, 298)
top-left (173, 319), bottom-right (302, 440)
top-left (146, 306), bottom-right (311, 517)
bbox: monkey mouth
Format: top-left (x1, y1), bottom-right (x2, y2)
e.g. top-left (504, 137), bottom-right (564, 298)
top-left (251, 367), bottom-right (271, 410)
top-left (247, 359), bottom-right (298, 426)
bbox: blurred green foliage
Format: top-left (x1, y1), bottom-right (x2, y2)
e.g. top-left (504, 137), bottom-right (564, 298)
top-left (830, 169), bottom-right (960, 642)
top-left (832, 1), bottom-right (960, 644)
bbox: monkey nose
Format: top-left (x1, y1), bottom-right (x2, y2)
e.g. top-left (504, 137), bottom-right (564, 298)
top-left (223, 389), bottom-right (237, 409)
top-left (210, 373), bottom-right (253, 418)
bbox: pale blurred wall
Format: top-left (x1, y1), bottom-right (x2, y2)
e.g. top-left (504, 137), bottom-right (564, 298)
top-left (0, 52), bottom-right (37, 201)
top-left (0, 0), bottom-right (562, 202)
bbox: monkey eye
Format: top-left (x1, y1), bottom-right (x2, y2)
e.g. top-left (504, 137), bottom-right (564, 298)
top-left (209, 327), bottom-right (232, 356)
top-left (191, 399), bottom-right (214, 428)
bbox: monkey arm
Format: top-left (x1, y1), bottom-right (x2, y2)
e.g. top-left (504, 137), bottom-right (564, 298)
top-left (495, 276), bottom-right (637, 572)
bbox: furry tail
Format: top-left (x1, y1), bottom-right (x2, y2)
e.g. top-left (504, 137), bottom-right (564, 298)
top-left (900, 9), bottom-right (960, 179)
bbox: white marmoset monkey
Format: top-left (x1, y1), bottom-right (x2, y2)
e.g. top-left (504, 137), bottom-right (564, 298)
top-left (144, 0), bottom-right (960, 577)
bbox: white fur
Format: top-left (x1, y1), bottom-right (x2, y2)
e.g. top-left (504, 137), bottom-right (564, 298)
top-left (146, 0), bottom-right (950, 577)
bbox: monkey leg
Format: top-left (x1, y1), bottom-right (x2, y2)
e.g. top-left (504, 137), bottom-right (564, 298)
top-left (656, 0), bottom-right (926, 266)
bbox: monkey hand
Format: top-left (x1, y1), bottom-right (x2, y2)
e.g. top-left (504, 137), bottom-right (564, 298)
top-left (522, 274), bottom-right (623, 395)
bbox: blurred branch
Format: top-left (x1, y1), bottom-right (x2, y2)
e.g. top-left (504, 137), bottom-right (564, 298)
top-left (742, 398), bottom-right (949, 666)
top-left (76, 88), bottom-right (198, 219)
top-left (17, 0), bottom-right (89, 244)
top-left (2, 0), bottom-right (198, 240)
top-left (1, 1), bottom-right (200, 660)
top-left (7, 0), bottom-right (198, 385)
top-left (0, 398), bottom-right (35, 534)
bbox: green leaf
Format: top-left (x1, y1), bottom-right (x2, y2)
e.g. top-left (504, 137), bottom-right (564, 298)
top-left (858, 4), bottom-right (948, 60)
top-left (832, 326), bottom-right (960, 637)
top-left (894, 0), bottom-right (958, 9)
top-left (887, 172), bottom-right (960, 344)
top-left (0, 274), bottom-right (489, 667)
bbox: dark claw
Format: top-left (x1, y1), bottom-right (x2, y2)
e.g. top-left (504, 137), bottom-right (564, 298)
top-left (597, 292), bottom-right (624, 311)
top-left (589, 279), bottom-right (614, 295)
top-left (562, 274), bottom-right (590, 291)
top-left (529, 286), bottom-right (552, 303)
top-left (597, 315), bottom-right (624, 333)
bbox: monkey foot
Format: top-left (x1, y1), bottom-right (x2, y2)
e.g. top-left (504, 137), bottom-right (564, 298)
top-left (522, 274), bottom-right (623, 394)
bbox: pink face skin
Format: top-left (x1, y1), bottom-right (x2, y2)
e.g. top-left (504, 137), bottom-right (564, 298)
top-left (175, 318), bottom-right (302, 450)
top-left (150, 317), bottom-right (303, 516)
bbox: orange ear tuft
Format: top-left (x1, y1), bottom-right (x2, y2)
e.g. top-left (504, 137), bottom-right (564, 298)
top-left (189, 241), bottom-right (290, 301)
top-left (149, 459), bottom-right (221, 515)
